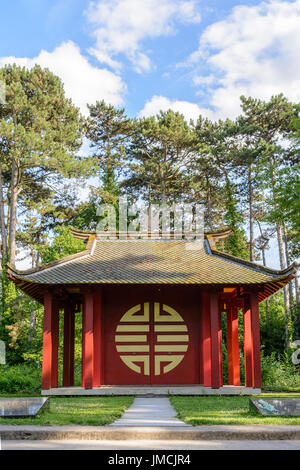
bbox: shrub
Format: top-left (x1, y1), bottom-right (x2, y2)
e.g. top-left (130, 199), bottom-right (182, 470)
top-left (0, 364), bottom-right (41, 394)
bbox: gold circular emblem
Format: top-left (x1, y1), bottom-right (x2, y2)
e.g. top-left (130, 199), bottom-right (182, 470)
top-left (114, 302), bottom-right (189, 376)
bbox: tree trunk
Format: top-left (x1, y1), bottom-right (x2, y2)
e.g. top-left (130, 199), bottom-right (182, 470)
top-left (295, 271), bottom-right (300, 305)
top-left (206, 179), bottom-right (213, 231)
top-left (8, 158), bottom-right (19, 267)
top-left (0, 165), bottom-right (7, 260)
top-left (28, 309), bottom-right (36, 342)
top-left (248, 164), bottom-right (255, 261)
top-left (283, 226), bottom-right (294, 310)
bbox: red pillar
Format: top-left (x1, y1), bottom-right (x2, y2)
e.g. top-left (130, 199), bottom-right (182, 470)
top-left (42, 292), bottom-right (59, 389)
top-left (243, 297), bottom-right (253, 387)
top-left (218, 304), bottom-right (223, 387)
top-left (81, 302), bottom-right (85, 387)
top-left (227, 307), bottom-right (233, 384)
top-left (93, 290), bottom-right (103, 387)
top-left (227, 304), bottom-right (240, 386)
top-left (70, 309), bottom-right (75, 386)
top-left (42, 291), bottom-right (53, 390)
top-left (201, 292), bottom-right (212, 387)
top-left (51, 302), bottom-right (59, 388)
top-left (250, 292), bottom-right (261, 388)
top-left (83, 291), bottom-right (94, 389)
top-left (231, 304), bottom-right (241, 386)
top-left (210, 291), bottom-right (221, 389)
top-left (63, 304), bottom-right (75, 387)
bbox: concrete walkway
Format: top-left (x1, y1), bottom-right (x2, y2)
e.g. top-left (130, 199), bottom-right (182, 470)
top-left (110, 397), bottom-right (190, 427)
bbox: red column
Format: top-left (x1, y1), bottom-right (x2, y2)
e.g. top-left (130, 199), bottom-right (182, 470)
top-left (227, 304), bottom-right (240, 386)
top-left (218, 304), bottom-right (223, 387)
top-left (63, 304), bottom-right (75, 387)
top-left (51, 302), bottom-right (59, 388)
top-left (231, 304), bottom-right (241, 386)
top-left (227, 307), bottom-right (233, 385)
top-left (70, 309), bottom-right (75, 386)
top-left (210, 291), bottom-right (221, 389)
top-left (201, 292), bottom-right (212, 387)
top-left (243, 297), bottom-right (253, 387)
top-left (83, 291), bottom-right (94, 389)
top-left (81, 302), bottom-right (85, 387)
top-left (42, 291), bottom-right (53, 389)
top-left (93, 290), bottom-right (103, 387)
top-left (250, 292), bottom-right (261, 388)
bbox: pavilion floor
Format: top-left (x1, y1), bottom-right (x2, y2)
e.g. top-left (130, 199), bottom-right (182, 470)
top-left (41, 385), bottom-right (261, 396)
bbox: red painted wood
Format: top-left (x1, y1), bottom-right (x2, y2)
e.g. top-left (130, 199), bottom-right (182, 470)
top-left (104, 285), bottom-right (200, 385)
top-left (83, 292), bottom-right (94, 389)
top-left (81, 303), bottom-right (85, 387)
top-left (70, 309), bottom-right (75, 386)
top-left (42, 291), bottom-right (53, 390)
top-left (201, 292), bottom-right (212, 387)
top-left (227, 308), bottom-right (233, 385)
top-left (243, 298), bottom-right (253, 387)
top-left (93, 291), bottom-right (102, 387)
top-left (63, 304), bottom-right (74, 387)
top-left (210, 292), bottom-right (221, 389)
top-left (231, 304), bottom-right (241, 386)
top-left (218, 306), bottom-right (223, 387)
top-left (250, 292), bottom-right (261, 388)
top-left (51, 302), bottom-right (59, 388)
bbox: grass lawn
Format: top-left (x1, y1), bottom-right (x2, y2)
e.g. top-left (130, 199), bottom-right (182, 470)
top-left (0, 396), bottom-right (134, 426)
top-left (169, 393), bottom-right (300, 426)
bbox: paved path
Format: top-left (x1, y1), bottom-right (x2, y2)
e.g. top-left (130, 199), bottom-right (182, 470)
top-left (2, 439), bottom-right (300, 450)
top-left (110, 397), bottom-right (190, 427)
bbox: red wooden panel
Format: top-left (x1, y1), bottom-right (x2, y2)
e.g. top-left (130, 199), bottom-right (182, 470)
top-left (103, 286), bottom-right (200, 385)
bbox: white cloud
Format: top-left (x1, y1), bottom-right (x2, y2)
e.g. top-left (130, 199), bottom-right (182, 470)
top-left (0, 41), bottom-right (126, 115)
top-left (186, 0), bottom-right (300, 119)
top-left (86, 0), bottom-right (201, 73)
top-left (139, 95), bottom-right (216, 123)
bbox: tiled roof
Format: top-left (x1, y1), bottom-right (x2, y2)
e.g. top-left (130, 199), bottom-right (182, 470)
top-left (7, 239), bottom-right (296, 289)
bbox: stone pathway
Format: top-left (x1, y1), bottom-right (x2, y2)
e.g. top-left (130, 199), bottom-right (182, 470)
top-left (110, 397), bottom-right (190, 427)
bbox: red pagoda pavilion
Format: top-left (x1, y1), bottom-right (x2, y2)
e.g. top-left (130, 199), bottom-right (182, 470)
top-left (7, 228), bottom-right (296, 395)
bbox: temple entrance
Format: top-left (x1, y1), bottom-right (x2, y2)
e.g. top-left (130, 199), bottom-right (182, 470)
top-left (103, 287), bottom-right (200, 385)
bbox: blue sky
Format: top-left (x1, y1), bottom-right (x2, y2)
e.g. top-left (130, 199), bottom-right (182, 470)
top-left (0, 0), bottom-right (299, 268)
top-left (1, 0), bottom-right (299, 120)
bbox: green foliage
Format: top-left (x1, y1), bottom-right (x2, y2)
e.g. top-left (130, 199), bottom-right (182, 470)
top-left (223, 180), bottom-right (249, 258)
top-left (0, 364), bottom-right (42, 393)
top-left (36, 226), bottom-right (86, 263)
top-left (261, 352), bottom-right (300, 391)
